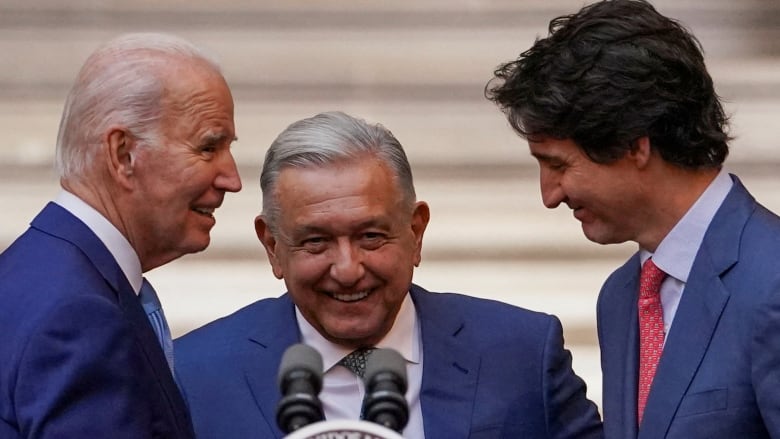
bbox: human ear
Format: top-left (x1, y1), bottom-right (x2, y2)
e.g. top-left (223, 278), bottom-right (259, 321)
top-left (255, 215), bottom-right (284, 279)
top-left (410, 201), bottom-right (430, 267)
top-left (105, 127), bottom-right (136, 188)
top-left (629, 136), bottom-right (652, 169)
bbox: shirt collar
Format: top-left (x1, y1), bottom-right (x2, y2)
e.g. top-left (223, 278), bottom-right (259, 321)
top-left (53, 189), bottom-right (143, 294)
top-left (296, 292), bottom-right (420, 372)
top-left (641, 170), bottom-right (733, 282)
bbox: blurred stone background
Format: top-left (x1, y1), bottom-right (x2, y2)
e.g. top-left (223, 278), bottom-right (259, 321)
top-left (2, 0), bottom-right (779, 407)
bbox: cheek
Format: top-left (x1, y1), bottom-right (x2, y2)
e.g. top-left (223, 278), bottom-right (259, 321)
top-left (175, 169), bottom-right (212, 197)
top-left (369, 247), bottom-right (416, 285)
top-left (562, 170), bottom-right (601, 201)
top-left (137, 173), bottom-right (186, 207)
top-left (153, 156), bottom-right (213, 195)
top-left (282, 254), bottom-right (330, 285)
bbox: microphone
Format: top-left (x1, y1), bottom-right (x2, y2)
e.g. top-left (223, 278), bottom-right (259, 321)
top-left (276, 344), bottom-right (325, 434)
top-left (362, 348), bottom-right (409, 433)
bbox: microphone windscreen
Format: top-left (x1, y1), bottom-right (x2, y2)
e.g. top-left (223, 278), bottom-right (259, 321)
top-left (277, 343), bottom-right (323, 389)
top-left (364, 348), bottom-right (407, 387)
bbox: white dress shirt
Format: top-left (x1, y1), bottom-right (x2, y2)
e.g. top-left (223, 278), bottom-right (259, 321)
top-left (640, 170), bottom-right (733, 342)
top-left (54, 190), bottom-right (143, 295)
top-left (296, 292), bottom-right (425, 438)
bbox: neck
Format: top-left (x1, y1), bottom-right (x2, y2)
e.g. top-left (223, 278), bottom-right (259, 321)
top-left (635, 165), bottom-right (720, 252)
top-left (61, 175), bottom-right (147, 263)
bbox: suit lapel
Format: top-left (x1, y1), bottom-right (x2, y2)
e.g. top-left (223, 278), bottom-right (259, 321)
top-left (599, 255), bottom-right (641, 439)
top-left (639, 259), bottom-right (729, 437)
top-left (244, 295), bottom-right (300, 438)
top-left (411, 286), bottom-right (480, 438)
top-left (31, 203), bottom-right (128, 292)
top-left (639, 176), bottom-right (751, 438)
top-left (121, 280), bottom-right (196, 433)
top-left (31, 203), bottom-right (195, 435)
top-left (620, 276), bottom-right (641, 438)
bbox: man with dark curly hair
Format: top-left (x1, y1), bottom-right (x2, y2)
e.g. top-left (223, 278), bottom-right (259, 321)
top-left (487, 1), bottom-right (780, 438)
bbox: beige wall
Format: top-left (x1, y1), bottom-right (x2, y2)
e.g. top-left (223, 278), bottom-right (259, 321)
top-left (2, 0), bottom-right (779, 407)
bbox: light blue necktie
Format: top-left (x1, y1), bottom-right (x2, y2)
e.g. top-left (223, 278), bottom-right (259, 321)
top-left (139, 278), bottom-right (175, 372)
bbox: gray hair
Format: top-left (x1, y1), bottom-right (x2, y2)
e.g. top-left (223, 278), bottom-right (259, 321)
top-left (55, 32), bottom-right (222, 179)
top-left (261, 111), bottom-right (416, 233)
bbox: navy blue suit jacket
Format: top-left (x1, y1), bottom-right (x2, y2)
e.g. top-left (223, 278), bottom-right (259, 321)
top-left (175, 284), bottom-right (603, 438)
top-left (598, 176), bottom-right (780, 438)
top-left (0, 203), bottom-right (194, 438)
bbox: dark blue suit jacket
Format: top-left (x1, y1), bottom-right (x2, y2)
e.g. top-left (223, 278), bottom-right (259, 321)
top-left (175, 284), bottom-right (603, 438)
top-left (0, 203), bottom-right (194, 438)
top-left (598, 176), bottom-right (780, 438)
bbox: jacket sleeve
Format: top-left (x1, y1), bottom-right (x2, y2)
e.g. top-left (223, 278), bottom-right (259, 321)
top-left (542, 315), bottom-right (604, 439)
top-left (13, 294), bottom-right (165, 438)
top-left (751, 277), bottom-right (780, 437)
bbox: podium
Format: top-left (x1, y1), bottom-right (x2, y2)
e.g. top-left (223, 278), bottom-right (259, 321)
top-left (284, 419), bottom-right (405, 439)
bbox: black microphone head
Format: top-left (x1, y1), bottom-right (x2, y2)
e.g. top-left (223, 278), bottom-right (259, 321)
top-left (362, 348), bottom-right (409, 433)
top-left (276, 344), bottom-right (325, 433)
top-left (364, 348), bottom-right (408, 393)
top-left (277, 343), bottom-right (323, 393)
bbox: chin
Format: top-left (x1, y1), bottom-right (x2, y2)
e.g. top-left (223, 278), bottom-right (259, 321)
top-left (583, 231), bottom-right (630, 246)
top-left (582, 225), bottom-right (618, 246)
top-left (182, 237), bottom-right (212, 255)
top-left (328, 325), bottom-right (381, 346)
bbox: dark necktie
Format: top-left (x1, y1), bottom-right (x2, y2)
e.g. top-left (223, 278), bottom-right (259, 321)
top-left (339, 347), bottom-right (376, 378)
top-left (637, 258), bottom-right (667, 424)
top-left (339, 347), bottom-right (377, 420)
top-left (139, 278), bottom-right (175, 372)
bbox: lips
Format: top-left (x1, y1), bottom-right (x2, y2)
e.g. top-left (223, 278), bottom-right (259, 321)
top-left (572, 207), bottom-right (587, 222)
top-left (192, 206), bottom-right (216, 217)
top-left (331, 289), bottom-right (371, 302)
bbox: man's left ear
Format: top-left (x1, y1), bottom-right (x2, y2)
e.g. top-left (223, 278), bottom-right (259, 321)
top-left (629, 136), bottom-right (652, 169)
top-left (105, 127), bottom-right (137, 188)
top-left (410, 201), bottom-right (430, 267)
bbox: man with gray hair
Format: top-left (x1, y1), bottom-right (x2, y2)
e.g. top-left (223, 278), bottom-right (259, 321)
top-left (175, 111), bottom-right (602, 438)
top-left (0, 32), bottom-right (241, 437)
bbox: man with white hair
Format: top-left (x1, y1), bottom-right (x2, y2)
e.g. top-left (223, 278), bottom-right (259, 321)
top-left (0, 32), bottom-right (241, 438)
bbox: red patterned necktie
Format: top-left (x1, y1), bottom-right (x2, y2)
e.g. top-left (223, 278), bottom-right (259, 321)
top-left (637, 258), bottom-right (667, 424)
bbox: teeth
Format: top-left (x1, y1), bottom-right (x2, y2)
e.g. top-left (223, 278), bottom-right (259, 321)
top-left (193, 207), bottom-right (215, 215)
top-left (333, 290), bottom-right (369, 302)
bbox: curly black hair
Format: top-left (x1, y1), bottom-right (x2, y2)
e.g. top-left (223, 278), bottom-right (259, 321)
top-left (486, 0), bottom-right (730, 168)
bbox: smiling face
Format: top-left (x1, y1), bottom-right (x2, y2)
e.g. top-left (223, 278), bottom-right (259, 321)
top-left (255, 156), bottom-right (429, 349)
top-left (528, 136), bottom-right (648, 245)
top-left (127, 62), bottom-right (242, 270)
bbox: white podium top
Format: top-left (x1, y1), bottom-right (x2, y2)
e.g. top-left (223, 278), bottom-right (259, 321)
top-left (285, 419), bottom-right (405, 439)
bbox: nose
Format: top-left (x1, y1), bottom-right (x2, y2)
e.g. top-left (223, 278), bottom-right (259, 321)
top-left (215, 150), bottom-right (242, 193)
top-left (329, 240), bottom-right (365, 287)
top-left (540, 168), bottom-right (565, 209)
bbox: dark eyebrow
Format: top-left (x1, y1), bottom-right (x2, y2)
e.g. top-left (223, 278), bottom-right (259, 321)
top-left (290, 225), bottom-right (329, 238)
top-left (530, 151), bottom-right (557, 162)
